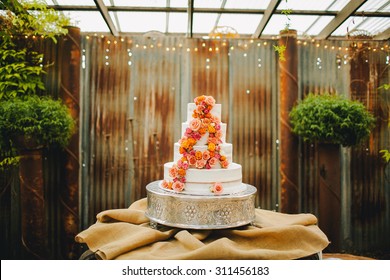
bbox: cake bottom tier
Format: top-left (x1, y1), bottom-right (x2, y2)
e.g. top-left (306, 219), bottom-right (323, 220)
top-left (146, 181), bottom-right (257, 229)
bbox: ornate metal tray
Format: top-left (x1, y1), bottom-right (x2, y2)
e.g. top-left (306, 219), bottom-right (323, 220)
top-left (145, 181), bottom-right (257, 229)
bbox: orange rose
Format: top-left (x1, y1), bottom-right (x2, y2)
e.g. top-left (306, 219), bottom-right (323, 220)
top-left (195, 95), bottom-right (205, 104)
top-left (161, 180), bottom-right (171, 189)
top-left (208, 157), bottom-right (218, 167)
top-left (208, 142), bottom-right (216, 152)
top-left (195, 151), bottom-right (203, 160)
top-left (198, 127), bottom-right (207, 135)
top-left (172, 181), bottom-right (185, 192)
top-left (202, 118), bottom-right (211, 126)
top-left (169, 165), bottom-right (178, 178)
top-left (178, 168), bottom-right (186, 177)
top-left (187, 155), bottom-right (197, 166)
top-left (202, 150), bottom-right (211, 161)
top-left (208, 125), bottom-right (216, 134)
top-left (220, 160), bottom-right (229, 168)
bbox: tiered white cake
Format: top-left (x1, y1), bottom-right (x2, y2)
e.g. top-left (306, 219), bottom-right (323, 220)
top-left (146, 95), bottom-right (256, 229)
top-left (160, 96), bottom-right (247, 195)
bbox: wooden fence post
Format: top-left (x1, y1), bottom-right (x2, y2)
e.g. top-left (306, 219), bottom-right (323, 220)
top-left (279, 29), bottom-right (299, 213)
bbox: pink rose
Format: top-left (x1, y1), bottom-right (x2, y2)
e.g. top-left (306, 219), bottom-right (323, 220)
top-left (210, 182), bottom-right (223, 194)
top-left (187, 155), bottom-right (197, 166)
top-left (178, 136), bottom-right (188, 144)
top-left (169, 165), bottom-right (178, 178)
top-left (172, 181), bottom-right (185, 192)
top-left (205, 96), bottom-right (216, 107)
top-left (215, 130), bottom-right (223, 139)
top-left (189, 118), bottom-right (202, 131)
top-left (177, 160), bottom-right (183, 168)
top-left (195, 159), bottom-right (206, 169)
top-left (208, 157), bottom-right (218, 167)
top-left (202, 150), bottom-right (211, 161)
top-left (196, 105), bottom-right (204, 113)
top-left (211, 115), bottom-right (220, 124)
top-left (208, 137), bottom-right (219, 144)
top-left (181, 161), bottom-right (189, 170)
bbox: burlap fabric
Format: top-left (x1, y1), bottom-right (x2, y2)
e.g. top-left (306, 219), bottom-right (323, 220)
top-left (76, 198), bottom-right (329, 260)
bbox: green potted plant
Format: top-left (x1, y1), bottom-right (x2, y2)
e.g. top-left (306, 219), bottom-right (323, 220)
top-left (0, 0), bottom-right (72, 166)
top-left (0, 95), bottom-right (75, 155)
top-left (289, 93), bottom-right (376, 251)
top-left (289, 93), bottom-right (376, 147)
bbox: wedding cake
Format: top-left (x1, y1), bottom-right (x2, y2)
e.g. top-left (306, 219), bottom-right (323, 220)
top-left (160, 95), bottom-right (247, 196)
top-left (146, 95), bottom-right (257, 229)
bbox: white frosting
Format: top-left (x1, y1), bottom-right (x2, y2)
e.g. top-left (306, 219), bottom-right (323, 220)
top-left (173, 142), bottom-right (232, 166)
top-left (162, 162), bottom-right (245, 195)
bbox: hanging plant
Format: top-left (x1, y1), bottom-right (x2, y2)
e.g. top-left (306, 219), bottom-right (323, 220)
top-left (0, 95), bottom-right (75, 166)
top-left (289, 93), bottom-right (376, 147)
top-left (0, 0), bottom-right (70, 100)
top-left (0, 0), bottom-right (73, 168)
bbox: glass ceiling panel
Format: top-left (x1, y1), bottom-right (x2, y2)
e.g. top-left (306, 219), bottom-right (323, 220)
top-left (277, 0), bottom-right (349, 11)
top-left (327, 0), bottom-right (350, 11)
top-left (333, 16), bottom-right (390, 37)
top-left (358, 0), bottom-right (390, 12)
top-left (114, 12), bottom-right (166, 33)
top-left (217, 14), bottom-right (263, 35)
top-left (193, 13), bottom-right (219, 34)
top-left (46, 0), bottom-right (95, 5)
top-left (167, 12), bottom-right (188, 33)
top-left (304, 16), bottom-right (334, 36)
top-left (170, 0), bottom-right (189, 8)
top-left (67, 11), bottom-right (110, 33)
top-left (225, 0), bottom-right (271, 10)
top-left (194, 0), bottom-right (223, 9)
top-left (103, 0), bottom-right (166, 7)
top-left (262, 15), bottom-right (332, 36)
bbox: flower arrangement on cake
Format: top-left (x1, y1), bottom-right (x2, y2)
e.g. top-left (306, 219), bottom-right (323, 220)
top-left (162, 95), bottom-right (229, 193)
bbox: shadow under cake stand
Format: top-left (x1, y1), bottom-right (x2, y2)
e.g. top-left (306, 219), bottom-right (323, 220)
top-left (145, 181), bottom-right (257, 230)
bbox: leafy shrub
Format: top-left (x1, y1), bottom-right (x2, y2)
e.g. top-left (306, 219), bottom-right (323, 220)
top-left (289, 93), bottom-right (375, 147)
top-left (0, 95), bottom-right (75, 151)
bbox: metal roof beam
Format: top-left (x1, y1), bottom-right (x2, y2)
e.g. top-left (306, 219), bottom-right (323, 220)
top-left (187, 0), bottom-right (194, 38)
top-left (93, 0), bottom-right (118, 36)
top-left (47, 5), bottom-right (390, 17)
top-left (252, 0), bottom-right (282, 38)
top-left (316, 0), bottom-right (367, 40)
top-left (374, 27), bottom-right (390, 40)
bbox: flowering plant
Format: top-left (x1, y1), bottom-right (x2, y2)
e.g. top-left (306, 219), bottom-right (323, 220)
top-left (162, 95), bottom-right (229, 193)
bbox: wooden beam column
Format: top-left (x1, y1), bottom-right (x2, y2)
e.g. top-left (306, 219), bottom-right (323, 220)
top-left (59, 26), bottom-right (81, 259)
top-left (279, 29), bottom-right (299, 213)
top-left (19, 147), bottom-right (48, 259)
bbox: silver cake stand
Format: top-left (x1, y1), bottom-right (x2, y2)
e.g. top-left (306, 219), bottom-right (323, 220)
top-left (145, 181), bottom-right (257, 229)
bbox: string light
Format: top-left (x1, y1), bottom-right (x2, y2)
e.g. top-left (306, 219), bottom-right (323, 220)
top-left (88, 35), bottom-right (388, 64)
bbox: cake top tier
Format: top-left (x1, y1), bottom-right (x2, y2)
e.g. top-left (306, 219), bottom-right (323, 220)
top-left (187, 103), bottom-right (221, 122)
top-left (186, 95), bottom-right (221, 123)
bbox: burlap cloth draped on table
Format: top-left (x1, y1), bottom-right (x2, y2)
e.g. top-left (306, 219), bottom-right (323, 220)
top-left (75, 198), bottom-right (329, 260)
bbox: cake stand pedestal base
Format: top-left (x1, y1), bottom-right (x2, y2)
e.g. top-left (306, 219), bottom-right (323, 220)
top-left (145, 181), bottom-right (257, 229)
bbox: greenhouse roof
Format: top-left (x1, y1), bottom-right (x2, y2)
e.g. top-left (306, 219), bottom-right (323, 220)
top-left (34, 0), bottom-right (390, 39)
